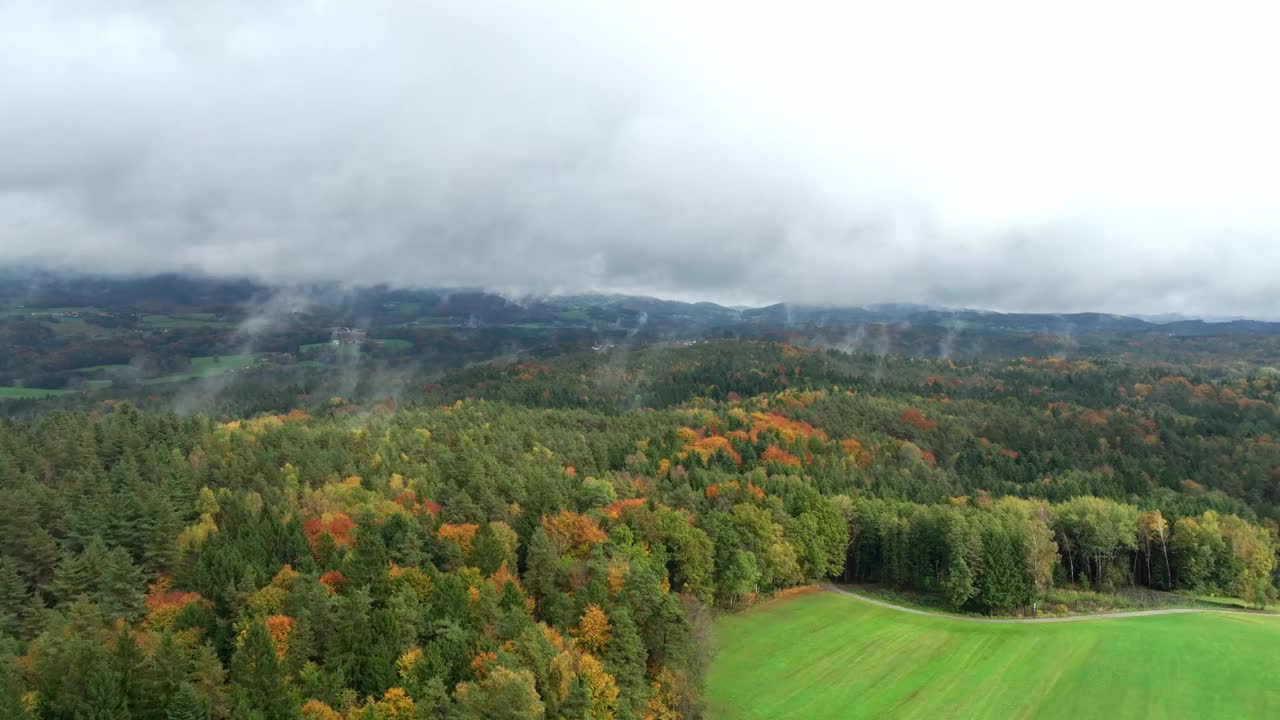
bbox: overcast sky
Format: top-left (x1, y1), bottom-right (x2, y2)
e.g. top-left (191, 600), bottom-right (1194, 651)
top-left (2, 1), bottom-right (1278, 315)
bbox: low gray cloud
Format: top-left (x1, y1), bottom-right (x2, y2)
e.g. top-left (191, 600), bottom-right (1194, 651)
top-left (2, 0), bottom-right (1278, 316)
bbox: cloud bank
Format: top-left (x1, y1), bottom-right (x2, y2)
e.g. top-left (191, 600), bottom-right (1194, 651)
top-left (2, 0), bottom-right (1278, 315)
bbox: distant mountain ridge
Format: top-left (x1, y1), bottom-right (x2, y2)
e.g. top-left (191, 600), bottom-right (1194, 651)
top-left (5, 270), bottom-right (1280, 338)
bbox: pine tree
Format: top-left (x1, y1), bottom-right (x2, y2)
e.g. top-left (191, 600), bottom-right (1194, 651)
top-left (49, 548), bottom-right (93, 605)
top-left (0, 556), bottom-right (28, 639)
top-left (141, 493), bottom-right (181, 575)
top-left (147, 633), bottom-right (192, 713)
top-left (413, 676), bottom-right (453, 720)
top-left (524, 527), bottom-right (562, 609)
top-left (230, 620), bottom-right (299, 720)
top-left (603, 607), bottom-right (648, 719)
top-left (344, 524), bottom-right (390, 599)
top-left (0, 644), bottom-right (32, 720)
top-left (81, 647), bottom-right (130, 720)
top-left (112, 629), bottom-right (148, 719)
top-left (165, 683), bottom-right (210, 720)
top-left (471, 522), bottom-right (505, 576)
top-left (331, 589), bottom-right (396, 698)
top-left (99, 546), bottom-right (146, 621)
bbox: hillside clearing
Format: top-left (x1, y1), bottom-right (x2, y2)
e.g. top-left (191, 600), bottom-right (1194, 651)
top-left (708, 589), bottom-right (1280, 719)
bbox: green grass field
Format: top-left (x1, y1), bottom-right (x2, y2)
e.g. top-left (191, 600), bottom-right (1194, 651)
top-left (0, 387), bottom-right (73, 398)
top-left (1176, 592), bottom-right (1280, 612)
top-left (708, 590), bottom-right (1280, 719)
top-left (141, 355), bottom-right (259, 384)
top-left (374, 338), bottom-right (414, 350)
top-left (141, 313), bottom-right (232, 328)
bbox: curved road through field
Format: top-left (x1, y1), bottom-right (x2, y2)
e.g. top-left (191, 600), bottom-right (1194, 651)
top-left (824, 584), bottom-right (1265, 623)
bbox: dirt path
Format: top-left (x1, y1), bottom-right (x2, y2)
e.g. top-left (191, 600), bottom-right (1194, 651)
top-left (824, 584), bottom-right (1262, 623)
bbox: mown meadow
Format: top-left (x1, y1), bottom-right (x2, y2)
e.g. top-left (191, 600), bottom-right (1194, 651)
top-left (708, 590), bottom-right (1280, 719)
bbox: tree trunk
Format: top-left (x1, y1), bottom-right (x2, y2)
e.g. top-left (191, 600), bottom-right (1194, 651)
top-left (1160, 535), bottom-right (1172, 589)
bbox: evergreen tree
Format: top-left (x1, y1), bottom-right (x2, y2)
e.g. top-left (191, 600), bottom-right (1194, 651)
top-left (230, 620), bottom-right (299, 720)
top-left (524, 527), bottom-right (562, 609)
top-left (165, 684), bottom-right (210, 720)
top-left (472, 522), bottom-right (505, 576)
top-left (112, 628), bottom-right (149, 718)
top-left (49, 545), bottom-right (95, 605)
top-left (344, 523), bottom-right (390, 599)
top-left (81, 647), bottom-right (130, 720)
top-left (603, 607), bottom-right (648, 719)
top-left (331, 589), bottom-right (395, 698)
top-left (146, 633), bottom-right (192, 715)
top-left (413, 677), bottom-right (453, 720)
top-left (99, 546), bottom-right (147, 621)
top-left (0, 556), bottom-right (28, 638)
top-left (0, 643), bottom-right (32, 720)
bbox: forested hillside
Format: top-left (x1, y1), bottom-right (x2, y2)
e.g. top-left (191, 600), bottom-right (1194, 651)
top-left (2, 341), bottom-right (1278, 718)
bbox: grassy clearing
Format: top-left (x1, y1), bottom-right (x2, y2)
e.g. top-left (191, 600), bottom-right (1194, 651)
top-left (0, 306), bottom-right (91, 317)
top-left (1182, 593), bottom-right (1280, 612)
top-left (141, 355), bottom-right (258, 384)
top-left (708, 589), bottom-right (1280, 719)
top-left (842, 583), bottom-right (1219, 617)
top-left (0, 387), bottom-right (74, 398)
top-left (141, 313), bottom-right (232, 328)
top-left (72, 364), bottom-right (133, 373)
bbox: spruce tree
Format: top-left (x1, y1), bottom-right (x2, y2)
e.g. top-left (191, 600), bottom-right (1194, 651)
top-left (230, 620), bottom-right (299, 720)
top-left (0, 644), bottom-right (32, 720)
top-left (165, 684), bottom-right (210, 720)
top-left (603, 607), bottom-right (648, 719)
top-left (111, 629), bottom-right (148, 719)
top-left (0, 556), bottom-right (28, 639)
top-left (49, 548), bottom-right (93, 605)
top-left (524, 527), bottom-right (562, 608)
top-left (81, 648), bottom-right (129, 720)
top-left (472, 522), bottom-right (505, 576)
top-left (99, 546), bottom-right (146, 621)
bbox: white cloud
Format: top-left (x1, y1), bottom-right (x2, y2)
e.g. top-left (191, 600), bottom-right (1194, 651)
top-left (0, 0), bottom-right (1278, 315)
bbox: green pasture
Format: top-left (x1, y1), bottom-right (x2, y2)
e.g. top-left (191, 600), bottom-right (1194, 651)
top-left (708, 589), bottom-right (1280, 719)
top-left (0, 387), bottom-right (73, 398)
top-left (141, 355), bottom-right (258, 384)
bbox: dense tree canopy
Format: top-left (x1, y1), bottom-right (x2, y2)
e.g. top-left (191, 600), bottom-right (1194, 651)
top-left (2, 341), bottom-right (1279, 717)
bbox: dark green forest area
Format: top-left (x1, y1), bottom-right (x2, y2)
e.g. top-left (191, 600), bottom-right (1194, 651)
top-left (2, 339), bottom-right (1279, 719)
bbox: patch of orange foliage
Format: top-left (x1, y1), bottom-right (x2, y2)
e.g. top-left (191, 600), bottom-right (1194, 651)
top-left (705, 481), bottom-right (766, 502)
top-left (840, 438), bottom-right (873, 467)
top-left (603, 497), bottom-right (646, 519)
top-left (607, 563), bottom-right (628, 594)
top-left (264, 615), bottom-right (294, 658)
top-left (748, 412), bottom-right (827, 443)
top-left (395, 490), bottom-right (419, 511)
top-left (437, 523), bottom-right (480, 554)
top-left (542, 511), bottom-right (607, 557)
top-left (303, 512), bottom-right (356, 549)
top-left (688, 435), bottom-right (742, 465)
top-left (318, 570), bottom-right (347, 595)
top-left (574, 604), bottom-right (612, 654)
top-left (470, 651), bottom-right (498, 679)
top-left (143, 577), bottom-right (206, 630)
top-left (489, 563), bottom-right (523, 592)
top-left (900, 408), bottom-right (939, 431)
top-left (760, 445), bottom-right (801, 468)
top-left (302, 700), bottom-right (343, 720)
